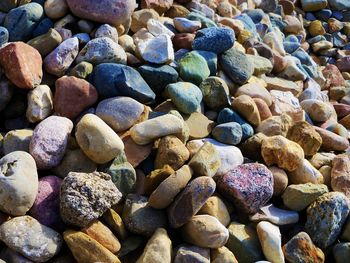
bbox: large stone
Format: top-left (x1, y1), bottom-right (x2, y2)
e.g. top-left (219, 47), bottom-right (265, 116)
top-left (29, 116), bottom-right (73, 169)
top-left (167, 176), bottom-right (215, 228)
top-left (0, 151), bottom-right (38, 216)
top-left (0, 216), bottom-right (62, 262)
top-left (60, 171), bottom-right (122, 227)
top-left (261, 135), bottom-right (304, 172)
top-left (174, 245), bottom-right (210, 263)
top-left (232, 95), bottom-right (261, 127)
top-left (305, 192), bottom-right (350, 248)
top-left (250, 204), bottom-right (299, 225)
top-left (198, 196), bottom-right (231, 226)
top-left (136, 228), bottom-right (172, 263)
top-left (217, 163), bottom-right (273, 214)
top-left (199, 76), bottom-right (230, 111)
top-left (0, 42), bottom-right (42, 89)
top-left (75, 114), bottom-right (124, 164)
top-left (314, 126), bottom-right (349, 151)
top-left (66, 0), bottom-right (136, 26)
top-left (178, 52), bottom-right (210, 85)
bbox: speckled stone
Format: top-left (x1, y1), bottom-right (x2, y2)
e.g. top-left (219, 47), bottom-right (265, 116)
top-left (217, 163), bottom-right (273, 214)
top-left (305, 192), bottom-right (350, 248)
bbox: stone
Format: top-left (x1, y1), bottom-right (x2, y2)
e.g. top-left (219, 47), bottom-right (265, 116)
top-left (199, 76), bottom-right (230, 111)
top-left (105, 154), bottom-right (137, 197)
top-left (4, 3), bottom-right (44, 41)
top-left (310, 152), bottom-right (336, 169)
top-left (269, 166), bottom-right (288, 196)
top-left (250, 204), bottom-right (299, 225)
top-left (239, 132), bottom-right (267, 162)
top-left (141, 0), bottom-right (173, 14)
top-left (300, 100), bottom-right (333, 123)
top-left (329, 0), bottom-right (350, 11)
top-left (282, 183), bottom-right (329, 211)
top-left (90, 63), bottom-right (156, 103)
top-left (288, 159), bottom-right (324, 184)
top-left (247, 54), bottom-right (274, 76)
top-left (103, 208), bottom-right (127, 240)
top-left (188, 142), bottom-right (221, 177)
top-left (167, 176), bottom-right (215, 228)
top-left (331, 154), bottom-right (350, 198)
top-left (261, 135), bottom-right (304, 172)
top-left (334, 243), bottom-right (350, 263)
top-left (64, 230), bottom-right (121, 263)
top-left (44, 37), bottom-right (79, 77)
top-left (166, 4), bottom-right (189, 18)
top-left (0, 151), bottom-right (38, 216)
top-left (301, 0), bottom-right (327, 11)
top-left (130, 114), bottom-right (184, 145)
top-left (232, 95), bottom-right (261, 127)
top-left (287, 121), bottom-right (322, 156)
top-left (44, 0), bottom-right (69, 19)
top-left (211, 246), bottom-right (238, 263)
top-left (66, 0), bottom-right (136, 27)
top-left (155, 135), bottom-right (189, 170)
top-left (144, 165), bottom-right (174, 195)
top-left (29, 116), bottom-right (73, 169)
top-left (69, 61), bottom-right (93, 79)
top-left (314, 126), bottom-right (349, 151)
top-left (178, 52), bottom-right (210, 86)
top-left (172, 33), bottom-right (195, 50)
top-left (26, 85), bottom-right (53, 123)
top-left (184, 112), bottom-right (215, 140)
top-left (28, 176), bottom-right (63, 230)
top-left (174, 17), bottom-right (201, 33)
top-left (136, 228), bottom-right (172, 263)
top-left (165, 82), bottom-right (203, 114)
top-left (236, 82), bottom-right (272, 106)
top-left (305, 192), bottom-right (350, 248)
top-left (257, 114), bottom-right (293, 137)
top-left (82, 220), bottom-right (120, 253)
top-left (54, 76), bottom-right (98, 119)
top-left (212, 122), bottom-right (243, 145)
top-left (60, 171), bottom-right (122, 227)
top-left (182, 215), bottom-right (229, 248)
top-left (131, 9), bottom-right (160, 33)
top-left (264, 76), bottom-right (302, 97)
top-left (323, 64), bottom-right (345, 88)
top-left (192, 27), bottom-right (235, 54)
top-left (217, 163), bottom-right (273, 214)
top-left (309, 20), bottom-right (325, 37)
top-left (2, 129), bottom-right (32, 154)
top-left (0, 79), bottom-right (13, 112)
top-left (122, 132), bottom-right (153, 167)
top-left (226, 222), bottom-right (264, 263)
top-left (0, 42), bottom-right (42, 89)
top-left (198, 196), bottom-right (230, 227)
top-left (122, 194), bottom-right (167, 236)
top-left (174, 245), bottom-right (210, 263)
top-left (75, 114), bottom-right (124, 164)
top-left (220, 47), bottom-right (254, 85)
top-left (138, 34), bottom-right (174, 64)
top-left (283, 232), bottom-right (325, 263)
top-left (52, 149), bottom-right (97, 178)
top-left (95, 24), bottom-right (118, 43)
top-left (149, 165), bottom-right (192, 209)
top-left (257, 221), bottom-right (284, 263)
top-left (0, 216), bottom-right (62, 262)
top-left (187, 138), bottom-right (244, 176)
top-left (76, 37), bottom-right (127, 65)
top-left (147, 19), bottom-right (174, 38)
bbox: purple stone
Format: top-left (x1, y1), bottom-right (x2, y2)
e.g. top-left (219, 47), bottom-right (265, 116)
top-left (217, 163), bottom-right (273, 214)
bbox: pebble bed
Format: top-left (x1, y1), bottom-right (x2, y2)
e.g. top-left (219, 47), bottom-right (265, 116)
top-left (1, 0), bottom-right (350, 262)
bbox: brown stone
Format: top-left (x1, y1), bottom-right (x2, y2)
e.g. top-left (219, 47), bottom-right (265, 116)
top-left (253, 98), bottom-right (272, 121)
top-left (120, 132), bottom-right (152, 167)
top-left (144, 165), bottom-right (174, 195)
top-left (331, 154), bottom-right (350, 198)
top-left (54, 76), bottom-right (98, 119)
top-left (141, 0), bottom-right (173, 14)
top-left (232, 95), bottom-right (261, 127)
top-left (322, 64), bottom-right (345, 88)
top-left (172, 33), bottom-right (195, 51)
top-left (314, 126), bottom-right (349, 151)
top-left (0, 42), bottom-right (43, 89)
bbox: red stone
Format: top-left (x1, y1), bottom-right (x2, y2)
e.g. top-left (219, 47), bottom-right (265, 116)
top-left (172, 33), bottom-right (195, 51)
top-left (333, 103), bottom-right (350, 118)
top-left (322, 64), bottom-right (345, 88)
top-left (54, 76), bottom-right (98, 119)
top-left (0, 42), bottom-right (43, 89)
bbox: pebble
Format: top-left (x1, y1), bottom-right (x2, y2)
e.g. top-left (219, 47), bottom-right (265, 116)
top-left (288, 159), bottom-right (324, 184)
top-left (60, 171), bottom-right (122, 227)
top-left (26, 85), bottom-right (54, 123)
top-left (174, 17), bottom-right (201, 33)
top-left (0, 42), bottom-right (43, 89)
top-left (0, 151), bottom-right (38, 216)
top-left (305, 192), bottom-right (350, 248)
top-left (178, 51), bottom-right (210, 85)
top-left (217, 163), bottom-right (273, 214)
top-left (331, 154), bottom-right (350, 198)
top-left (2, 129), bottom-right (33, 154)
top-left (212, 122), bottom-right (243, 145)
top-left (138, 34), bottom-right (174, 64)
top-left (198, 195), bottom-right (230, 227)
top-left (75, 113), bottom-right (124, 164)
top-left (174, 245), bottom-right (210, 263)
top-left (199, 76), bottom-right (230, 111)
top-left (29, 116), bottom-right (73, 169)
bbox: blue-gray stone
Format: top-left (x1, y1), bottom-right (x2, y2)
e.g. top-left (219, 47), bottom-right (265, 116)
top-left (315, 9), bottom-right (333, 21)
top-left (74, 33), bottom-right (91, 46)
top-left (32, 17), bottom-right (53, 38)
top-left (90, 63), bottom-right (156, 104)
top-left (307, 35), bottom-right (326, 44)
top-left (217, 108), bottom-right (247, 125)
top-left (306, 13), bottom-right (317, 21)
top-left (165, 82), bottom-right (203, 114)
top-left (138, 64), bottom-right (179, 93)
top-left (212, 122), bottom-right (242, 145)
top-left (329, 0), bottom-right (350, 11)
top-left (236, 14), bottom-right (258, 37)
top-left (0, 26), bottom-right (9, 46)
top-left (187, 11), bottom-right (217, 28)
top-left (292, 48), bottom-right (316, 66)
top-left (244, 9), bottom-right (265, 23)
top-left (332, 32), bottom-right (347, 48)
top-left (192, 50), bottom-right (217, 76)
top-left (241, 123), bottom-right (254, 141)
top-left (259, 0), bottom-right (278, 12)
top-left (192, 27), bottom-right (235, 54)
top-left (332, 11), bottom-right (343, 20)
top-left (4, 3), bottom-right (44, 41)
top-left (269, 14), bottom-right (287, 31)
top-left (219, 48), bottom-right (254, 85)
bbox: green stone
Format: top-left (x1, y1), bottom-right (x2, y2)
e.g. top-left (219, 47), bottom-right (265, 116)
top-left (27, 28), bottom-right (62, 56)
top-left (226, 222), bottom-right (264, 263)
top-left (69, 62), bottom-right (94, 79)
top-left (199, 76), bottom-right (230, 111)
top-left (282, 183), bottom-right (328, 211)
top-left (178, 51), bottom-right (210, 85)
